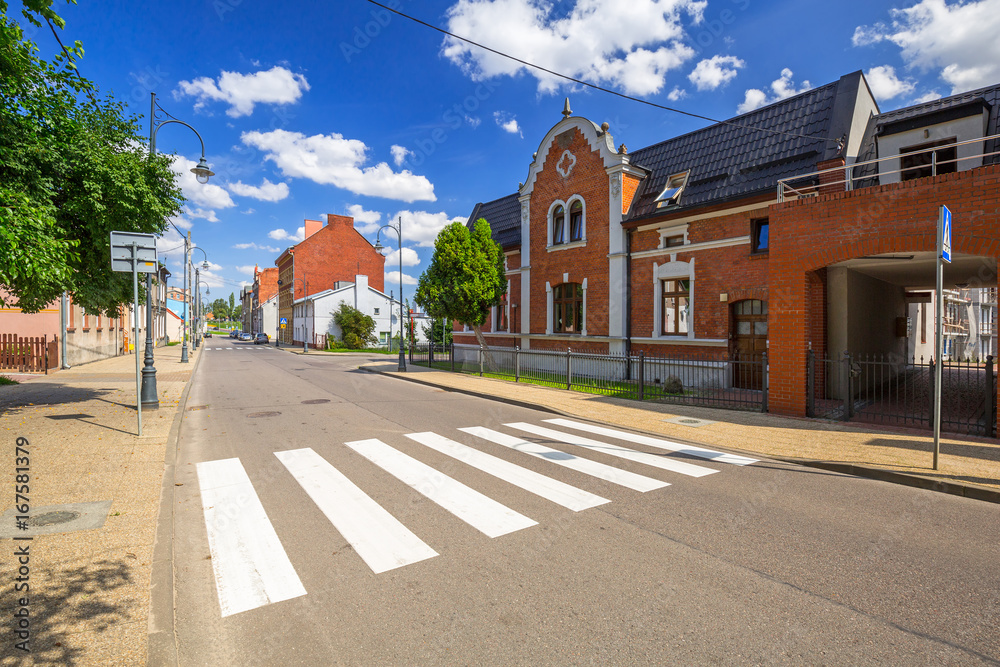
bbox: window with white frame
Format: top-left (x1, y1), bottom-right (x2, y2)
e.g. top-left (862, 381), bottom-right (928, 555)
top-left (552, 204), bottom-right (566, 245)
top-left (655, 171), bottom-right (689, 208)
top-left (661, 279), bottom-right (690, 335)
top-left (553, 283), bottom-right (583, 333)
top-left (569, 200), bottom-right (583, 241)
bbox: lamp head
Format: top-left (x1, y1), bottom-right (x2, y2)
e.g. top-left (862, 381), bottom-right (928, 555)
top-left (191, 156), bottom-right (215, 184)
top-left (373, 238), bottom-right (386, 255)
top-left (202, 260), bottom-right (209, 269)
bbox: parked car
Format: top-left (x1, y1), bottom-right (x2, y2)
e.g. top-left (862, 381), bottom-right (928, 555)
top-left (239, 332), bottom-right (253, 341)
top-left (254, 332), bottom-right (269, 345)
top-left (230, 329), bottom-right (240, 339)
top-left (204, 331), bottom-right (212, 338)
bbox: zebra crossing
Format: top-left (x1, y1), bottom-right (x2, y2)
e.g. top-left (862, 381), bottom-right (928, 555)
top-left (194, 419), bottom-right (757, 617)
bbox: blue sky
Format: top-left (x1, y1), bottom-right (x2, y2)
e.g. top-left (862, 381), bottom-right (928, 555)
top-left (17, 0), bottom-right (1000, 305)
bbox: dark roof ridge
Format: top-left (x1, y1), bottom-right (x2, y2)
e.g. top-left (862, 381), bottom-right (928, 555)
top-left (630, 75), bottom-right (846, 157)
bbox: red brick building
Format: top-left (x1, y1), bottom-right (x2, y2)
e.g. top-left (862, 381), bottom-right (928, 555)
top-left (457, 71), bottom-right (1000, 435)
top-left (274, 214), bottom-right (385, 346)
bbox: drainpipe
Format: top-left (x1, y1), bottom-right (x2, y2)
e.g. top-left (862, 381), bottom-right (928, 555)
top-left (60, 291), bottom-right (71, 369)
top-left (625, 228), bottom-right (633, 365)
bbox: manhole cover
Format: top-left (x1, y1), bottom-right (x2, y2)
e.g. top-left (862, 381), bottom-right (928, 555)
top-left (247, 411), bottom-right (281, 418)
top-left (28, 510), bottom-right (80, 526)
top-left (302, 399), bottom-right (330, 405)
top-left (188, 405), bottom-right (208, 411)
top-left (679, 419), bottom-right (700, 424)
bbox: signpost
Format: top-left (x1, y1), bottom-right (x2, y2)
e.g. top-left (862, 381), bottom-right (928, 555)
top-left (933, 206), bottom-right (952, 470)
top-left (110, 232), bottom-right (158, 436)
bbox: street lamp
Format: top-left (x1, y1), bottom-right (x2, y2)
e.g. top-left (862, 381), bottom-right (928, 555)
top-left (148, 91), bottom-right (213, 387)
top-left (190, 247), bottom-right (208, 350)
top-left (373, 216), bottom-right (406, 372)
top-left (277, 277), bottom-right (309, 353)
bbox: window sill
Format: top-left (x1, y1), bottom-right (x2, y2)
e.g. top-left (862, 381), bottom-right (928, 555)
top-left (547, 239), bottom-right (587, 253)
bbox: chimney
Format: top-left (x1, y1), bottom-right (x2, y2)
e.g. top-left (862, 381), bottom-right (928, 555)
top-left (326, 214), bottom-right (354, 229)
top-left (304, 219), bottom-right (323, 239)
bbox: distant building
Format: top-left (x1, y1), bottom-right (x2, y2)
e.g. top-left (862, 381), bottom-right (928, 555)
top-left (274, 214), bottom-right (385, 347)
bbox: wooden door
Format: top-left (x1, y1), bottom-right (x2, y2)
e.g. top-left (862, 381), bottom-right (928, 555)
top-left (732, 299), bottom-right (768, 390)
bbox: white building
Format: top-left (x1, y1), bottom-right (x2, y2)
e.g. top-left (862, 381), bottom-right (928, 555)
top-left (292, 275), bottom-right (433, 349)
top-left (254, 293), bottom-right (278, 342)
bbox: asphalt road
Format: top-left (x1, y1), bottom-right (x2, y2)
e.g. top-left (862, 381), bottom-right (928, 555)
top-left (160, 341), bottom-right (1000, 665)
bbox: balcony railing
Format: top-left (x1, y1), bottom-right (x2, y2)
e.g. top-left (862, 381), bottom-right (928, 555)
top-left (777, 133), bottom-right (1000, 202)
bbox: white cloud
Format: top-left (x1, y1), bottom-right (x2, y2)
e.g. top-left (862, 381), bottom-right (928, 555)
top-left (170, 155), bottom-right (235, 210)
top-left (866, 65), bottom-right (916, 101)
top-left (233, 242), bottom-right (281, 253)
top-left (226, 178), bottom-right (290, 202)
top-left (156, 225), bottom-right (186, 257)
top-left (443, 0), bottom-right (706, 96)
top-left (268, 227), bottom-right (305, 243)
top-left (384, 270), bottom-right (418, 287)
top-left (667, 86), bottom-right (686, 101)
top-left (169, 215), bottom-right (193, 231)
top-left (187, 207), bottom-right (220, 223)
top-left (737, 68), bottom-right (812, 114)
top-left (688, 55), bottom-right (744, 91)
top-left (241, 129), bottom-right (436, 203)
top-left (235, 265), bottom-right (258, 276)
top-left (392, 210), bottom-right (466, 247)
top-left (241, 208), bottom-right (256, 215)
top-left (913, 90), bottom-right (943, 103)
top-left (493, 111), bottom-right (522, 136)
top-left (175, 66), bottom-right (310, 117)
top-left (347, 204), bottom-right (383, 235)
top-left (390, 145), bottom-right (412, 166)
top-left (854, 0), bottom-right (1000, 93)
top-left (383, 247), bottom-right (421, 268)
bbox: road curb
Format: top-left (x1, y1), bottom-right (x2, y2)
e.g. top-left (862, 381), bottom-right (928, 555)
top-left (363, 366), bottom-right (1000, 506)
top-left (771, 457), bottom-right (1000, 505)
top-left (148, 348), bottom-right (204, 667)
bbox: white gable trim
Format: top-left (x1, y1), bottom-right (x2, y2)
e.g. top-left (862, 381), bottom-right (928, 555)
top-left (520, 117), bottom-right (623, 197)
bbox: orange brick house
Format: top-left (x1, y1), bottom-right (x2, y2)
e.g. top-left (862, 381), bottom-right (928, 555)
top-left (457, 71), bottom-right (1000, 434)
top-left (274, 214), bottom-right (385, 347)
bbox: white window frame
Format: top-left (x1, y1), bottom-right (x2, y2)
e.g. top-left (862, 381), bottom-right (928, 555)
top-left (547, 196), bottom-right (587, 251)
top-left (652, 259), bottom-right (695, 339)
top-left (658, 223), bottom-right (689, 249)
top-left (546, 275), bottom-right (587, 336)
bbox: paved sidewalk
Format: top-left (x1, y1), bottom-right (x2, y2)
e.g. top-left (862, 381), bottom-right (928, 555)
top-left (358, 359), bottom-right (1000, 501)
top-left (0, 343), bottom-right (201, 666)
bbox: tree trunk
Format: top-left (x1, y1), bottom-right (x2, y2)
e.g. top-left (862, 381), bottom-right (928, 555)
top-left (471, 324), bottom-right (500, 373)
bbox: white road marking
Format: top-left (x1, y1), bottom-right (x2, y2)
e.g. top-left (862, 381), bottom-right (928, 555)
top-left (275, 448), bottom-right (437, 574)
top-left (543, 419), bottom-right (758, 466)
top-left (406, 432), bottom-right (609, 511)
top-left (345, 439), bottom-right (537, 538)
top-left (460, 427), bottom-right (667, 493)
top-left (196, 458), bottom-right (306, 617)
top-left (506, 423), bottom-right (718, 478)
top-left (225, 347), bottom-right (233, 350)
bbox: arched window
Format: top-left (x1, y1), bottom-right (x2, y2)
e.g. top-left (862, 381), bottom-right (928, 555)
top-left (552, 205), bottom-right (566, 245)
top-left (569, 200), bottom-right (583, 241)
top-left (553, 283), bottom-right (583, 333)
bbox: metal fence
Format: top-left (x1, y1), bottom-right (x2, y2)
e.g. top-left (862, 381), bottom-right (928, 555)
top-left (808, 351), bottom-right (996, 437)
top-left (409, 343), bottom-right (768, 411)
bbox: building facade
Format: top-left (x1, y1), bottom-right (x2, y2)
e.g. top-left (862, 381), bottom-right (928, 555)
top-left (457, 72), bottom-right (1000, 431)
top-left (274, 214), bottom-right (386, 346)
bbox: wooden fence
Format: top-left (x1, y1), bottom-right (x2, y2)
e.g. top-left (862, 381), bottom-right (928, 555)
top-left (0, 334), bottom-right (53, 374)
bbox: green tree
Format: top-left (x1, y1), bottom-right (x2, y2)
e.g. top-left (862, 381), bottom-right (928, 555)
top-left (333, 303), bottom-right (376, 349)
top-left (421, 318), bottom-right (453, 348)
top-left (0, 1), bottom-right (183, 315)
top-left (212, 298), bottom-right (228, 322)
top-left (228, 292), bottom-right (235, 319)
top-left (232, 304), bottom-right (242, 321)
top-left (415, 218), bottom-right (506, 357)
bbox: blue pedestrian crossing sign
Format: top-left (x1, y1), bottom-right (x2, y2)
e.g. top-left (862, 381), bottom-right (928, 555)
top-left (940, 205), bottom-right (952, 263)
top-left (279, 317), bottom-right (288, 325)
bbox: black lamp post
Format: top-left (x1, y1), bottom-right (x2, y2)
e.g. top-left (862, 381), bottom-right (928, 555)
top-left (190, 247), bottom-right (209, 351)
top-left (148, 91), bottom-right (213, 380)
top-left (373, 217), bottom-right (406, 372)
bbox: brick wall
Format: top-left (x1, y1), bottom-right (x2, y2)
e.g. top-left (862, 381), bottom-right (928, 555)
top-left (529, 128), bottom-right (611, 338)
top-left (768, 163), bottom-right (1000, 425)
top-left (293, 214), bottom-right (385, 298)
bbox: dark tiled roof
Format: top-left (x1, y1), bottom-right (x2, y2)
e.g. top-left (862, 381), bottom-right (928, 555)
top-left (466, 192), bottom-right (521, 248)
top-left (626, 74), bottom-right (860, 222)
top-left (853, 83), bottom-right (1000, 183)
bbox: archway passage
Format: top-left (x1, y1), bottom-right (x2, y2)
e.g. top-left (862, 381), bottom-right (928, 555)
top-left (732, 299), bottom-right (768, 390)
